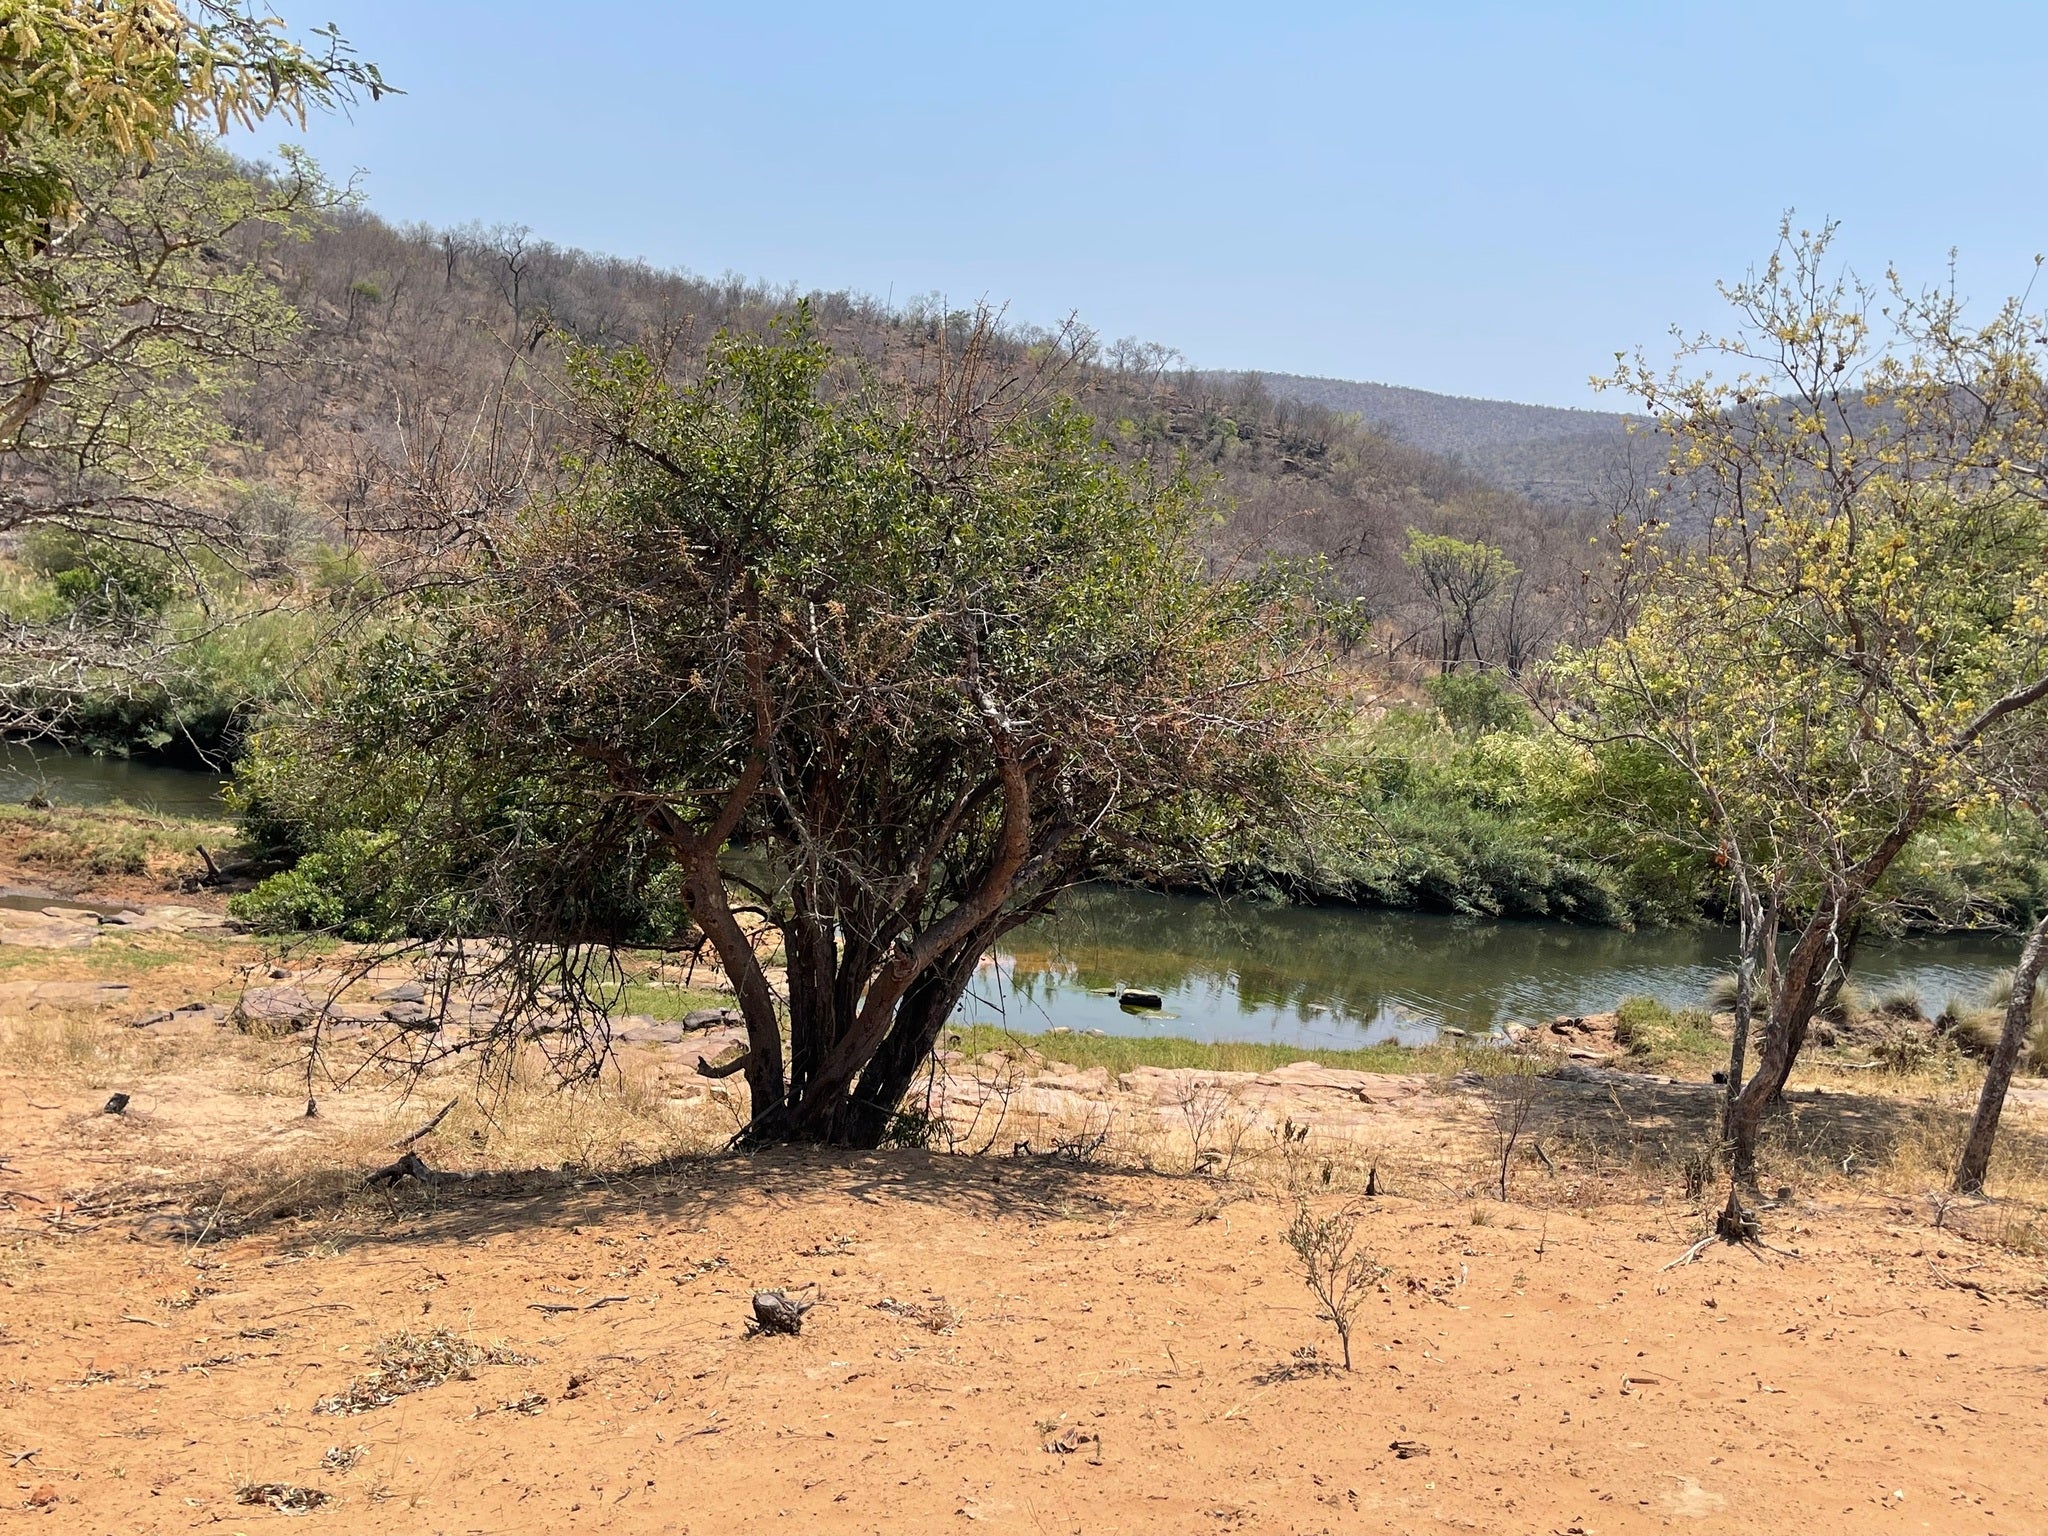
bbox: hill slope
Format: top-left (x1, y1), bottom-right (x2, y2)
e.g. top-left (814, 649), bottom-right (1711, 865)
top-left (1227, 371), bottom-right (1651, 507)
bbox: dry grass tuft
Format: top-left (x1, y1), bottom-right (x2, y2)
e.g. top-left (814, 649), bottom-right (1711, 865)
top-left (234, 1480), bottom-right (329, 1512)
top-left (314, 1328), bottom-right (532, 1415)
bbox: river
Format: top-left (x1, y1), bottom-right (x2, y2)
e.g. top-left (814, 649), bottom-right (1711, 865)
top-left (955, 887), bottom-right (2016, 1049)
top-left (0, 738), bottom-right (228, 818)
top-left (0, 742), bottom-right (2011, 1049)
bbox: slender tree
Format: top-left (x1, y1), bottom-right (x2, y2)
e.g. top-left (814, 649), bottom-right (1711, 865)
top-left (1560, 223), bottom-right (2048, 1183)
top-left (1402, 529), bottom-right (1515, 673)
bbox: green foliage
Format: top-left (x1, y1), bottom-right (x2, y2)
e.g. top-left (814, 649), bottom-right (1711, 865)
top-left (23, 531), bottom-right (175, 624)
top-left (0, 595), bottom-right (331, 756)
top-left (0, 2), bottom-right (385, 248)
top-left (1242, 707), bottom-right (1698, 925)
top-left (1425, 671), bottom-right (1530, 737)
top-left (229, 829), bottom-right (392, 939)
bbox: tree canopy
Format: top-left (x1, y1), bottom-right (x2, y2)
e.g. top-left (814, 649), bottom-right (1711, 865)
top-left (241, 314), bottom-right (1330, 1145)
top-left (1560, 223), bottom-right (2048, 1181)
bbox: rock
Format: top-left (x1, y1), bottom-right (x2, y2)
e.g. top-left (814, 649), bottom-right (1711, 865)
top-left (615, 1018), bottom-right (691, 1045)
top-left (103, 1091), bottom-right (130, 1115)
top-left (373, 981), bottom-right (427, 1003)
top-left (1118, 988), bottom-right (1165, 1011)
top-left (381, 1001), bottom-right (434, 1026)
top-left (236, 986), bottom-right (318, 1027)
top-left (682, 1007), bottom-right (741, 1030)
top-left (1440, 1027), bottom-right (1469, 1040)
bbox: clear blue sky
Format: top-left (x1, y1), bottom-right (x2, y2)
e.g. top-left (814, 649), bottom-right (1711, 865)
top-left (241, 1), bottom-right (2048, 408)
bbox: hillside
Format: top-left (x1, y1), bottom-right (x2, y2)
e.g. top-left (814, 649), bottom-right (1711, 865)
top-left (217, 206), bottom-right (1618, 671)
top-left (1231, 371), bottom-right (1654, 507)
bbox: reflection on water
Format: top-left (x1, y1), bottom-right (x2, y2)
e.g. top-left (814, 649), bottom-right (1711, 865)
top-left (954, 887), bottom-right (2017, 1049)
top-left (0, 739), bottom-right (227, 817)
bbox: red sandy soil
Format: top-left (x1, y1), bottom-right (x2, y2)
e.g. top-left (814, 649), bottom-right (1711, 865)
top-left (5, 1143), bottom-right (2047, 1535)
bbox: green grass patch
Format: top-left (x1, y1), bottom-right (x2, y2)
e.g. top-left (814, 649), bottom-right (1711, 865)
top-left (1612, 994), bottom-right (1723, 1066)
top-left (946, 1022), bottom-right (1463, 1076)
top-left (617, 981), bottom-right (738, 1020)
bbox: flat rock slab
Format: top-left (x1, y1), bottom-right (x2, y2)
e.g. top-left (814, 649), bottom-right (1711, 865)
top-left (0, 910), bottom-right (98, 949)
top-left (1115, 1063), bottom-right (1433, 1109)
top-left (639, 1024), bottom-right (750, 1072)
top-left (0, 979), bottom-right (132, 1007)
top-left (235, 985), bottom-right (320, 1024)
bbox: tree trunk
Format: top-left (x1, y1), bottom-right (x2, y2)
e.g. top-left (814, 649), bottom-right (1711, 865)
top-left (832, 943), bottom-right (985, 1147)
top-left (1953, 912), bottom-right (2048, 1194)
top-left (1725, 818), bottom-right (1921, 1184)
top-left (1721, 881), bottom-right (1766, 1138)
top-left (784, 909), bottom-right (839, 1102)
top-left (676, 858), bottom-right (787, 1133)
top-left (1726, 899), bottom-right (1848, 1183)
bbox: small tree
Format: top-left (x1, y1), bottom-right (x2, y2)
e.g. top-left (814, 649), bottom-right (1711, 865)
top-left (251, 311), bottom-right (1329, 1145)
top-left (1403, 529), bottom-right (1516, 673)
top-left (1559, 223), bottom-right (2048, 1183)
top-left (0, 4), bottom-right (384, 731)
top-left (1282, 1199), bottom-right (1384, 1370)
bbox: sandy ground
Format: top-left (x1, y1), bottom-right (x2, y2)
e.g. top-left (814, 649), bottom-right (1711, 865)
top-left (7, 1084), bottom-right (2048, 1534)
top-left (3, 889), bottom-right (2048, 1533)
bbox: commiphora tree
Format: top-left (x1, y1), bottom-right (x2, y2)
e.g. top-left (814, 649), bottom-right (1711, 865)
top-left (1558, 224), bottom-right (2048, 1185)
top-left (247, 312), bottom-right (1328, 1145)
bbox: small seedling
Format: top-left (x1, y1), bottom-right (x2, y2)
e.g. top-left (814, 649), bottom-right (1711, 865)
top-left (1282, 1199), bottom-right (1386, 1371)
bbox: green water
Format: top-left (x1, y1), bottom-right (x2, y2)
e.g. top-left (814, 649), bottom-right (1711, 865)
top-left (0, 739), bottom-right (227, 818)
top-left (956, 887), bottom-right (2017, 1049)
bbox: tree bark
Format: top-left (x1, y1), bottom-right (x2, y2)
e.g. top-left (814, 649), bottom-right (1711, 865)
top-left (1726, 893), bottom-right (1856, 1183)
top-left (1721, 881), bottom-right (1764, 1138)
top-left (832, 940), bottom-right (986, 1147)
top-left (1725, 818), bottom-right (1920, 1184)
top-left (1953, 912), bottom-right (2048, 1194)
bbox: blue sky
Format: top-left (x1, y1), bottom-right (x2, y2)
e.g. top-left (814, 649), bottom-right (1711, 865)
top-left (242, 1), bottom-right (2048, 407)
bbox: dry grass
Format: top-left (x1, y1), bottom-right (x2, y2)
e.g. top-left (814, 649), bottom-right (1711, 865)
top-left (313, 1328), bottom-right (532, 1415)
top-left (0, 801), bottom-right (236, 889)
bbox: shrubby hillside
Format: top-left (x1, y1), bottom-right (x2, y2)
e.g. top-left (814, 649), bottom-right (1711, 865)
top-left (1238, 371), bottom-right (1654, 507)
top-left (219, 204), bottom-right (1619, 673)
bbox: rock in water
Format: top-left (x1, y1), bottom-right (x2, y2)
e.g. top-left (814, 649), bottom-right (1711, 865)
top-left (1118, 988), bottom-right (1165, 1011)
top-left (752, 1289), bottom-right (814, 1336)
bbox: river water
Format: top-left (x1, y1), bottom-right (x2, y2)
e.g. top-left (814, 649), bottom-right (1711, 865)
top-left (954, 887), bottom-right (2016, 1049)
top-left (2, 741), bottom-right (2011, 1050)
top-left (0, 739), bottom-right (227, 818)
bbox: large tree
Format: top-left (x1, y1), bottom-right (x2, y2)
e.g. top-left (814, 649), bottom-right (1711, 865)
top-left (246, 314), bottom-right (1328, 1145)
top-left (1559, 224), bottom-right (2048, 1184)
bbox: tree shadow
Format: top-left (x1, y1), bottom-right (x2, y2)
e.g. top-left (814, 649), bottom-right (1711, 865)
top-left (1510, 1068), bottom-right (2042, 1189)
top-left (270, 1143), bottom-right (1178, 1258)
